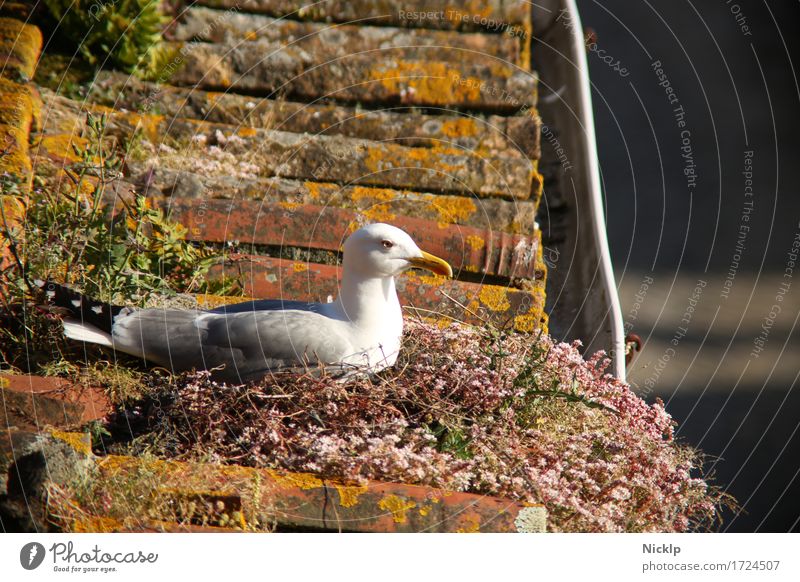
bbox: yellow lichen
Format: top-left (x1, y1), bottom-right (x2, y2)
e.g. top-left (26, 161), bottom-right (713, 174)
top-left (359, 205), bottom-right (395, 222)
top-left (72, 516), bottom-right (122, 533)
top-left (439, 117), bottom-right (478, 138)
top-left (267, 469), bottom-right (324, 490)
top-left (292, 262), bottom-right (308, 272)
top-left (363, 142), bottom-right (460, 182)
top-left (465, 234), bottom-right (485, 251)
top-left (404, 271), bottom-right (447, 287)
top-left (195, 294), bottom-right (256, 309)
top-left (455, 514), bottom-right (481, 533)
top-left (237, 126), bottom-right (258, 138)
top-left (0, 78), bottom-right (36, 129)
top-left (530, 165), bottom-right (544, 205)
top-left (424, 195), bottom-right (476, 227)
top-left (33, 133), bottom-right (86, 163)
top-left (349, 185), bottom-right (395, 203)
top-left (513, 312), bottom-right (540, 333)
top-left (304, 181), bottom-right (324, 200)
top-left (50, 430), bottom-right (92, 455)
top-left (0, 126), bottom-right (30, 175)
top-left (370, 60), bottom-right (483, 106)
top-left (0, 17), bottom-right (43, 80)
top-left (478, 285), bottom-right (510, 312)
top-left (378, 495), bottom-right (416, 524)
top-left (334, 483), bottom-right (369, 508)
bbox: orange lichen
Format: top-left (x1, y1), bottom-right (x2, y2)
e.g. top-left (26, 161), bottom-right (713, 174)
top-left (51, 430), bottom-right (92, 455)
top-left (334, 483), bottom-right (369, 508)
top-left (292, 262), bottom-right (308, 272)
top-left (237, 126), bottom-right (258, 138)
top-left (513, 312), bottom-right (540, 333)
top-left (349, 185), bottom-right (395, 203)
top-left (424, 195), bottom-right (476, 227)
top-left (370, 60), bottom-right (483, 106)
top-left (465, 234), bottom-right (485, 251)
top-left (0, 126), bottom-right (30, 174)
top-left (363, 142), bottom-right (461, 182)
top-left (195, 294), bottom-right (257, 308)
top-left (0, 77), bottom-right (36, 129)
top-left (377, 495), bottom-right (416, 524)
top-left (303, 181), bottom-right (340, 202)
top-left (530, 164), bottom-right (544, 205)
top-left (478, 285), bottom-right (510, 312)
top-left (439, 117), bottom-right (478, 138)
top-left (405, 271), bottom-right (447, 287)
top-left (0, 17), bottom-right (43, 80)
top-left (349, 186), bottom-right (399, 221)
top-left (358, 205), bottom-right (395, 222)
top-left (97, 454), bottom-right (149, 475)
top-left (267, 469), bottom-right (324, 490)
top-left (72, 516), bottom-right (123, 533)
top-left (34, 133), bottom-right (87, 163)
top-left (455, 514), bottom-right (481, 533)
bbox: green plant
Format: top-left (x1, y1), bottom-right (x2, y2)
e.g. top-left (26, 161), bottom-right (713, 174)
top-left (0, 112), bottom-right (227, 372)
top-left (43, 0), bottom-right (166, 72)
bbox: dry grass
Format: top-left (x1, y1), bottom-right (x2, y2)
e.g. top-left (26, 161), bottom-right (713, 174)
top-left (93, 317), bottom-right (733, 532)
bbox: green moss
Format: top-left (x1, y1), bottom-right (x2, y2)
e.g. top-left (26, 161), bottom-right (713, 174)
top-left (42, 0), bottom-right (165, 73)
top-left (34, 53), bottom-right (96, 100)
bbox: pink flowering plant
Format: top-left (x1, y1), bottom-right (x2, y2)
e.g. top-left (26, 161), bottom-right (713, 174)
top-left (108, 318), bottom-right (729, 532)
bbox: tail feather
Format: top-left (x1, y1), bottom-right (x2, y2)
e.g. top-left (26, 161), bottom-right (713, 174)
top-left (62, 320), bottom-right (114, 347)
top-left (39, 281), bottom-right (124, 334)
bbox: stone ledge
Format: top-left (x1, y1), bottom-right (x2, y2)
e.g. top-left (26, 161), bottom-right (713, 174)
top-left (0, 16), bottom-right (42, 82)
top-left (3, 430), bottom-right (547, 532)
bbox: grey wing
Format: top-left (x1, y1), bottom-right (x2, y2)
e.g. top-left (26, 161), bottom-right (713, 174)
top-left (207, 299), bottom-right (322, 315)
top-left (111, 306), bottom-right (354, 382)
top-left (201, 310), bottom-right (355, 381)
top-left (111, 308), bottom-right (212, 372)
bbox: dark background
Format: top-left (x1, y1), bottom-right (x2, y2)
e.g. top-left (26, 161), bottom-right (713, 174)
top-left (574, 0), bottom-right (800, 531)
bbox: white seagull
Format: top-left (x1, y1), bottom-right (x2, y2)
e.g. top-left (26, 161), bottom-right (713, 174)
top-left (53, 223), bottom-right (453, 382)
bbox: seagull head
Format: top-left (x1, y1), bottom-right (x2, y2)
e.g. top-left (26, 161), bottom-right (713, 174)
top-left (343, 223), bottom-right (453, 278)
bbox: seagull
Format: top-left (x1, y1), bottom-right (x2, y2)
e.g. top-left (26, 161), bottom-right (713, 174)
top-left (51, 223), bottom-right (453, 382)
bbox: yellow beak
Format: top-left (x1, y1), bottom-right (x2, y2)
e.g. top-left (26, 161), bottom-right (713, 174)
top-left (408, 251), bottom-right (453, 278)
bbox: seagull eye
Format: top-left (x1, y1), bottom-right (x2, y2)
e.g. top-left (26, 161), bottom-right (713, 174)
top-left (381, 240), bottom-right (394, 249)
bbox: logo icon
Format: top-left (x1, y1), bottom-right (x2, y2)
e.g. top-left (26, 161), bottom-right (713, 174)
top-left (20, 542), bottom-right (46, 570)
